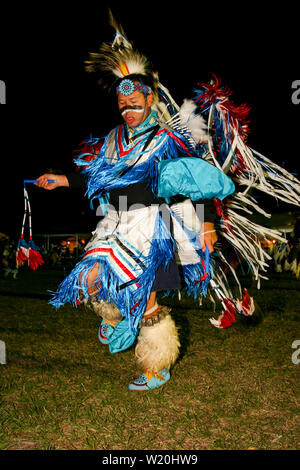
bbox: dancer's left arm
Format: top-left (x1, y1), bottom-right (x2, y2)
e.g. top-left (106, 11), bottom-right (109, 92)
top-left (192, 198), bottom-right (218, 253)
top-left (200, 222), bottom-right (218, 253)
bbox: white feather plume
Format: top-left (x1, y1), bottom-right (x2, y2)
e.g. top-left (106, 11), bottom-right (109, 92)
top-left (179, 99), bottom-right (208, 144)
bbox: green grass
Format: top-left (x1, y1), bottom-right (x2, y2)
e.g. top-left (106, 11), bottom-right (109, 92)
top-left (0, 269), bottom-right (299, 450)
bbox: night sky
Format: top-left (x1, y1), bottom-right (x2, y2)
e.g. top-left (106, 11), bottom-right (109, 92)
top-left (1, 3), bottom-right (299, 239)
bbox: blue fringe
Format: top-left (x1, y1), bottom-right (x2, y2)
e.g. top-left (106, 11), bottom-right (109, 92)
top-left (49, 211), bottom-right (177, 336)
top-left (127, 209), bottom-right (177, 332)
top-left (74, 126), bottom-right (198, 206)
top-left (28, 240), bottom-right (41, 251)
top-left (181, 254), bottom-right (213, 299)
top-left (17, 238), bottom-right (28, 249)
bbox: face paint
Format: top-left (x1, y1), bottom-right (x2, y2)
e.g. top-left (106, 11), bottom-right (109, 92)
top-left (120, 105), bottom-right (145, 116)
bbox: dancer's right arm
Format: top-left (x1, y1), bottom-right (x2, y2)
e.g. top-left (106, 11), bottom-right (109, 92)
top-left (34, 174), bottom-right (70, 190)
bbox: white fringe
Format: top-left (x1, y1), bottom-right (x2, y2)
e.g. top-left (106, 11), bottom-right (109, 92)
top-left (219, 206), bottom-right (286, 288)
top-left (179, 99), bottom-right (208, 145)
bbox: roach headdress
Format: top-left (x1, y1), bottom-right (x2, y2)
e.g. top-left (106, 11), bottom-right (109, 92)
top-left (85, 10), bottom-right (156, 91)
top-left (84, 9), bottom-right (180, 122)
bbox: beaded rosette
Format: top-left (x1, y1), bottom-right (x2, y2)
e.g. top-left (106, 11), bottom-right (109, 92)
top-left (117, 78), bottom-right (151, 96)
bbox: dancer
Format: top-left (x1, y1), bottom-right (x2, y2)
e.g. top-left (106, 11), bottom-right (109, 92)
top-left (36, 11), bottom-right (300, 390)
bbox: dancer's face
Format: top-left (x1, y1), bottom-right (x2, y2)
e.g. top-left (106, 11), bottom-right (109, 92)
top-left (118, 85), bottom-right (153, 128)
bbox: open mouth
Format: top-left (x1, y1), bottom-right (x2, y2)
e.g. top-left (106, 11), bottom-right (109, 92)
top-left (125, 116), bottom-right (135, 124)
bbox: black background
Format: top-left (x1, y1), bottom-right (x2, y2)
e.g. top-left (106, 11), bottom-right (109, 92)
top-left (1, 2), bottom-right (299, 238)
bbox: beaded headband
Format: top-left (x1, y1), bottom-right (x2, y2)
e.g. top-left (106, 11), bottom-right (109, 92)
top-left (116, 78), bottom-right (151, 96)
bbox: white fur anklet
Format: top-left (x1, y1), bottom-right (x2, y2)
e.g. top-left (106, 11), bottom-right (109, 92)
top-left (135, 313), bottom-right (180, 372)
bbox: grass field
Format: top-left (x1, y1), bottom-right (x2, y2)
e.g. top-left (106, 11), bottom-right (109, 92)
top-left (0, 268), bottom-right (299, 450)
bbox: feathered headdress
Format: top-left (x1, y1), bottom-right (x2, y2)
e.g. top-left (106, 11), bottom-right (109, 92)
top-left (85, 10), bottom-right (157, 91)
top-left (84, 9), bottom-right (180, 123)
